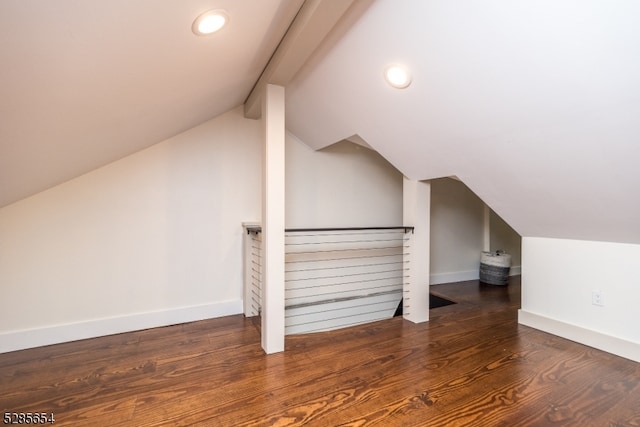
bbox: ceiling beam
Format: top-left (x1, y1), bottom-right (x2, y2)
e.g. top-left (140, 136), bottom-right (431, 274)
top-left (244, 0), bottom-right (358, 119)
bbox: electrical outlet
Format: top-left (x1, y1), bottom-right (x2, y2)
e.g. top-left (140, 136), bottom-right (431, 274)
top-left (592, 290), bottom-right (604, 307)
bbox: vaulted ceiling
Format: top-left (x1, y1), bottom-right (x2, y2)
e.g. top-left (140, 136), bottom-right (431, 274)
top-left (286, 0), bottom-right (640, 244)
top-left (0, 0), bottom-right (303, 207)
top-left (2, 0), bottom-right (639, 244)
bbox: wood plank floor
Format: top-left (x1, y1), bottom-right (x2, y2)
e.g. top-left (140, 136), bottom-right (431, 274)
top-left (2, 276), bottom-right (639, 426)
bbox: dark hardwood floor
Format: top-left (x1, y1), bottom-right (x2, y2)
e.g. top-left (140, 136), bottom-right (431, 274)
top-left (2, 276), bottom-right (639, 426)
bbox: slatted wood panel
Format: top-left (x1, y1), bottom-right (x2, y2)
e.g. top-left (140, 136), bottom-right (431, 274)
top-left (284, 229), bottom-right (408, 334)
top-left (247, 231), bottom-right (262, 317)
top-left (2, 276), bottom-right (639, 426)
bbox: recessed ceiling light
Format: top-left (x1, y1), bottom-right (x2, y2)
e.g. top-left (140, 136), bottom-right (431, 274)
top-left (192, 10), bottom-right (229, 36)
top-left (384, 65), bottom-right (412, 89)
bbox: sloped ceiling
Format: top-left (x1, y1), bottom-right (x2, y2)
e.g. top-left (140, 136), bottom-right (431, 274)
top-left (286, 0), bottom-right (640, 244)
top-left (0, 0), bottom-right (303, 207)
top-left (2, 0), bottom-right (639, 245)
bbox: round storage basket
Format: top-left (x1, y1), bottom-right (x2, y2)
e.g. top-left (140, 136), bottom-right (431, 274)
top-left (480, 251), bottom-right (511, 286)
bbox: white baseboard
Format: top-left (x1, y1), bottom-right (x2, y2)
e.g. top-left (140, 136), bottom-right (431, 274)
top-left (0, 300), bottom-right (243, 354)
top-left (518, 310), bottom-right (640, 363)
top-left (430, 270), bottom-right (478, 285)
top-left (430, 266), bottom-right (521, 285)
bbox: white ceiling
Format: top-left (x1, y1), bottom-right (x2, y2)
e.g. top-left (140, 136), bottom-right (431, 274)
top-left (286, 0), bottom-right (640, 244)
top-left (2, 0), bottom-right (639, 244)
top-left (0, 0), bottom-right (302, 207)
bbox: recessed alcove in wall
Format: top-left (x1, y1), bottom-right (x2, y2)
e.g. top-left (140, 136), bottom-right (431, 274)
top-left (430, 176), bottom-right (522, 285)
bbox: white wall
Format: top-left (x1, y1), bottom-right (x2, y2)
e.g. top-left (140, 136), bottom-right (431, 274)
top-left (0, 107), bottom-right (262, 353)
top-left (286, 135), bottom-right (403, 228)
top-left (430, 178), bottom-right (484, 284)
top-left (490, 208), bottom-right (522, 267)
top-left (519, 237), bottom-right (640, 362)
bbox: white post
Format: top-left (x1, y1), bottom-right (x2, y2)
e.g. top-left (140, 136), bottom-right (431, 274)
top-left (261, 84), bottom-right (286, 354)
top-left (403, 178), bottom-right (431, 323)
top-left (483, 204), bottom-right (491, 252)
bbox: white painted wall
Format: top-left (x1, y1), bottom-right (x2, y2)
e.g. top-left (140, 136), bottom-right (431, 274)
top-left (285, 135), bottom-right (403, 227)
top-left (0, 107), bottom-right (262, 353)
top-left (430, 178), bottom-right (484, 283)
top-left (490, 209), bottom-right (522, 268)
top-left (519, 237), bottom-right (640, 362)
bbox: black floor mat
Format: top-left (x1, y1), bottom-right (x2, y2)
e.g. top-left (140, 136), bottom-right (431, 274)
top-left (429, 294), bottom-right (456, 309)
top-left (394, 294), bottom-right (456, 316)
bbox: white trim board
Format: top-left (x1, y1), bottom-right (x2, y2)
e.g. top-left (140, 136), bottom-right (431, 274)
top-left (518, 310), bottom-right (640, 363)
top-left (0, 300), bottom-right (243, 354)
top-left (430, 266), bottom-right (521, 285)
top-left (430, 269), bottom-right (478, 285)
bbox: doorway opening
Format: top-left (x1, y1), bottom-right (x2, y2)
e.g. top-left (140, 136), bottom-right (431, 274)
top-left (429, 177), bottom-right (522, 314)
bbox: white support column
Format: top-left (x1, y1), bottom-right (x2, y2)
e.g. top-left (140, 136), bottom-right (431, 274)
top-left (261, 84), bottom-right (286, 354)
top-left (403, 178), bottom-right (431, 323)
top-left (483, 204), bottom-right (491, 252)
